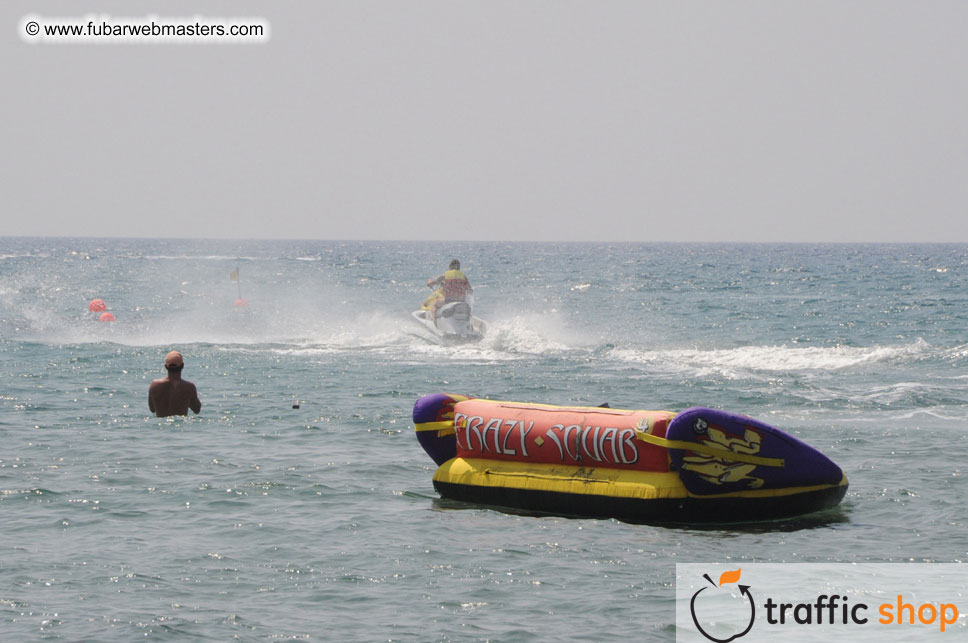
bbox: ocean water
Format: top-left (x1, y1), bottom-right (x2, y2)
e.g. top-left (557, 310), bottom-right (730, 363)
top-left (1, 238), bottom-right (966, 641)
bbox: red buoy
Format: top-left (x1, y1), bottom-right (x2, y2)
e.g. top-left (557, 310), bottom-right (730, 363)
top-left (233, 298), bottom-right (249, 308)
top-left (99, 311), bottom-right (115, 322)
top-left (89, 299), bottom-right (106, 312)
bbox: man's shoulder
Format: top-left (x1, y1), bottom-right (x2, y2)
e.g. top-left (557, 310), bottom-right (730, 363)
top-left (149, 377), bottom-right (172, 389)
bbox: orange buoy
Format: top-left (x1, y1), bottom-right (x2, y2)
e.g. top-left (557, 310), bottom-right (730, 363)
top-left (89, 299), bottom-right (106, 312)
top-left (233, 298), bottom-right (249, 308)
top-left (98, 311), bottom-right (115, 322)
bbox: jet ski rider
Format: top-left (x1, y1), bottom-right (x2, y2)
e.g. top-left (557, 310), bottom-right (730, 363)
top-left (426, 259), bottom-right (473, 321)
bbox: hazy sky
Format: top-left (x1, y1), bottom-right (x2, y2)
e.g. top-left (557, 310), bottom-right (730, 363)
top-left (4, 1), bottom-right (967, 242)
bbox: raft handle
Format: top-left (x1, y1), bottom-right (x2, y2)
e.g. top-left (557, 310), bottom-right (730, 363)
top-left (634, 431), bottom-right (785, 468)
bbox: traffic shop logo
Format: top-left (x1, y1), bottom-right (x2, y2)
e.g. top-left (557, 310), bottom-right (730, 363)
top-left (689, 569), bottom-right (754, 642)
top-left (683, 566), bottom-right (961, 640)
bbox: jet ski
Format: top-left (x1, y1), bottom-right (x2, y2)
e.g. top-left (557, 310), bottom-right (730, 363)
top-left (412, 294), bottom-right (487, 344)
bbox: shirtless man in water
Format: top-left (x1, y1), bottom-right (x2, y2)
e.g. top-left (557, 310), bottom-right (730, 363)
top-left (148, 350), bottom-right (202, 417)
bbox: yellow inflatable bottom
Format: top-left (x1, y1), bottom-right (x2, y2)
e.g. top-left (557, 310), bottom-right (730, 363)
top-left (433, 457), bottom-right (849, 523)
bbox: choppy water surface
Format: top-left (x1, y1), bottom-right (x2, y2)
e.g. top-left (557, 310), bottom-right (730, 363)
top-left (1, 239), bottom-right (966, 640)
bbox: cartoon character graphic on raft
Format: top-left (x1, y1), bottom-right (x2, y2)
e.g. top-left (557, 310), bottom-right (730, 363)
top-left (679, 417), bottom-right (766, 489)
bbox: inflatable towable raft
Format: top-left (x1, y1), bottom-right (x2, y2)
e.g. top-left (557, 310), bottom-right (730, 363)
top-left (414, 394), bottom-right (848, 524)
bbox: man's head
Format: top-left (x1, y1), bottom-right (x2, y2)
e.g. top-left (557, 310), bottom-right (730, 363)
top-left (449, 259), bottom-right (460, 270)
top-left (165, 350), bottom-right (184, 371)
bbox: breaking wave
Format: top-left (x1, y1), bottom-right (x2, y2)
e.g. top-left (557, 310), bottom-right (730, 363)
top-left (608, 339), bottom-right (933, 378)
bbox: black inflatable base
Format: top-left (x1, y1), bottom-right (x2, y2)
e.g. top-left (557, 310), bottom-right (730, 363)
top-left (433, 481), bottom-right (848, 525)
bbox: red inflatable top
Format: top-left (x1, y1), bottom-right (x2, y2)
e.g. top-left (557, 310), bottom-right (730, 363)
top-left (453, 399), bottom-right (675, 472)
